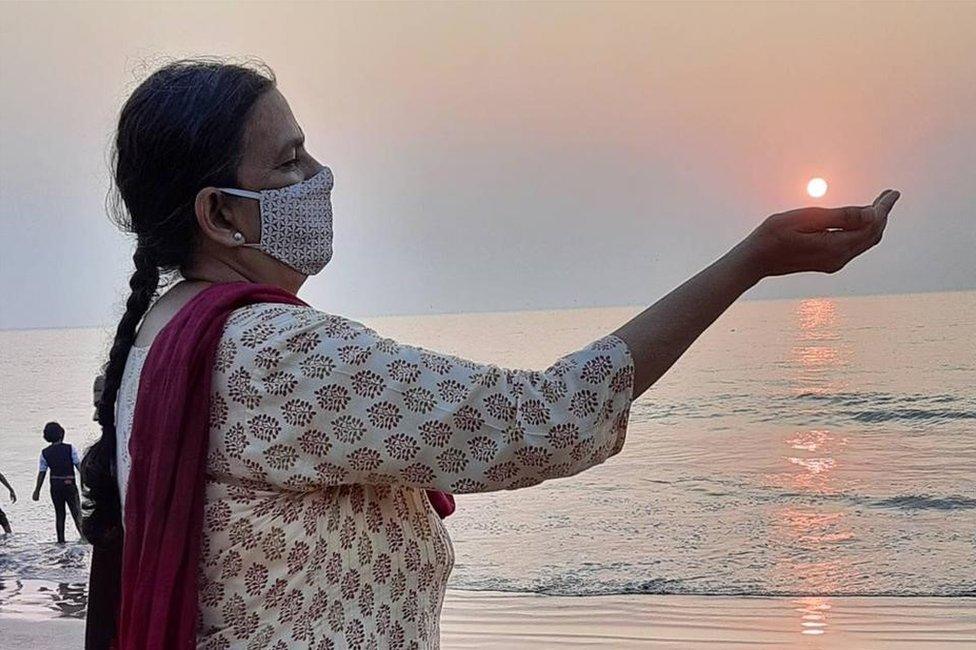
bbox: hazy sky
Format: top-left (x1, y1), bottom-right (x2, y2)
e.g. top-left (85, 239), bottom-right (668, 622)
top-left (1, 1), bottom-right (974, 330)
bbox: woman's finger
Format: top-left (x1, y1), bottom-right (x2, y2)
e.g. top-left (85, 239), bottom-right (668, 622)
top-left (872, 189), bottom-right (894, 207)
top-left (794, 204), bottom-right (869, 233)
top-left (826, 203), bottom-right (891, 261)
top-left (794, 189), bottom-right (900, 234)
top-left (875, 189), bottom-right (901, 216)
top-left (802, 222), bottom-right (873, 266)
top-left (858, 190), bottom-right (899, 235)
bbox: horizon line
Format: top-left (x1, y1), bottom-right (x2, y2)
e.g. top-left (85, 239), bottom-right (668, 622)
top-left (1, 286), bottom-right (972, 335)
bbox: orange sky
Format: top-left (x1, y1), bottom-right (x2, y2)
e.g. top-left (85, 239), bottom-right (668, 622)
top-left (1, 1), bottom-right (974, 328)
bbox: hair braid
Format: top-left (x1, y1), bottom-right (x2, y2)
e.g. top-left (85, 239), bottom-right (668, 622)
top-left (80, 58), bottom-right (275, 548)
top-left (81, 246), bottom-right (159, 545)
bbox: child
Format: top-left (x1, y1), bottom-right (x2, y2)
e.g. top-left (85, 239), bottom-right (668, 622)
top-left (0, 469), bottom-right (15, 533)
top-left (32, 421), bottom-right (84, 543)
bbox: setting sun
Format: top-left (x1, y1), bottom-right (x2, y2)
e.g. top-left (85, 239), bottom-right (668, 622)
top-left (807, 177), bottom-right (828, 198)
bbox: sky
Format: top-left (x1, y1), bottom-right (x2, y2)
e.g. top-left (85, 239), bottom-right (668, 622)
top-left (1, 1), bottom-right (974, 330)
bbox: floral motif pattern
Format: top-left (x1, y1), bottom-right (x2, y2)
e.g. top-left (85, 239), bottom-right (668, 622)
top-left (114, 302), bottom-right (634, 648)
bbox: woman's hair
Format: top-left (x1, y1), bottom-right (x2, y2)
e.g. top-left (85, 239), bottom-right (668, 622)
top-left (80, 57), bottom-right (276, 546)
top-left (43, 421), bottom-right (66, 443)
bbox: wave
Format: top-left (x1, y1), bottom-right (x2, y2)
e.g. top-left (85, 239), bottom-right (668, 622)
top-left (792, 391), bottom-right (975, 423)
top-left (449, 581), bottom-right (976, 599)
top-left (633, 389), bottom-right (976, 425)
top-left (870, 494), bottom-right (976, 511)
top-left (846, 408), bottom-right (976, 422)
top-left (664, 474), bottom-right (976, 512)
top-left (0, 536), bottom-right (90, 585)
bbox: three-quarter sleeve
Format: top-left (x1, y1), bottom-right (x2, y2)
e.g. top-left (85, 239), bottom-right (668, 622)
top-left (210, 305), bottom-right (634, 494)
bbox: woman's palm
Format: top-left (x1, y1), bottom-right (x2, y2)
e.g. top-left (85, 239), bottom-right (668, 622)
top-left (751, 189), bottom-right (900, 277)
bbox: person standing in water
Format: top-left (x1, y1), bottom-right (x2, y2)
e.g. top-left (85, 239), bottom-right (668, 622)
top-left (32, 422), bottom-right (84, 543)
top-left (0, 469), bottom-right (16, 533)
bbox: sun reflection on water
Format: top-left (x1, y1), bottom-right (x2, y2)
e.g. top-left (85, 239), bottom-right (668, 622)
top-left (794, 596), bottom-right (832, 635)
top-left (777, 299), bottom-right (856, 636)
top-left (796, 298), bottom-right (838, 333)
top-left (789, 298), bottom-right (852, 397)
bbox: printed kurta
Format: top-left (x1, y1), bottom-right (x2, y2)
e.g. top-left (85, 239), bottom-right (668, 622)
top-left (116, 302), bottom-right (635, 649)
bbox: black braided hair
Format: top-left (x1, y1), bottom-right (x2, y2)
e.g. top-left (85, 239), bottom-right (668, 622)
top-left (80, 57), bottom-right (276, 547)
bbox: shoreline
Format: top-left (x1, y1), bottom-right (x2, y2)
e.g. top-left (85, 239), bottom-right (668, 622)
top-left (2, 589), bottom-right (973, 648)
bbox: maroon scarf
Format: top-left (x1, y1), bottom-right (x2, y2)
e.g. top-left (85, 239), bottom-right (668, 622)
top-left (115, 281), bottom-right (454, 648)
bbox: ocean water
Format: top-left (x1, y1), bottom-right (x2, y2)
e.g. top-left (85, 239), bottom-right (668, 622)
top-left (0, 291), bottom-right (973, 621)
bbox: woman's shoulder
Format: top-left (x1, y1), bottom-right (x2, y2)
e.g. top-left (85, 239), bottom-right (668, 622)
top-left (215, 303), bottom-right (393, 377)
top-left (221, 302), bottom-right (378, 348)
top-left (224, 301), bottom-right (313, 330)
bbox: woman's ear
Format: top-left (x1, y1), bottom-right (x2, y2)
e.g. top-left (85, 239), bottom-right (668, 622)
top-left (194, 187), bottom-right (258, 248)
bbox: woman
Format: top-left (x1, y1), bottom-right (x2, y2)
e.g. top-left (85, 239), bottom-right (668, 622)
top-left (81, 58), bottom-right (898, 649)
top-left (32, 421), bottom-right (84, 543)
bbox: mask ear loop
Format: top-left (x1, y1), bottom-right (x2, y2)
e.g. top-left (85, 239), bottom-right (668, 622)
top-left (231, 233), bottom-right (262, 250)
top-left (216, 187), bottom-right (263, 247)
top-left (216, 187), bottom-right (262, 200)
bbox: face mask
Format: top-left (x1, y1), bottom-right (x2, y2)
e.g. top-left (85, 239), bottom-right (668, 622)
top-left (217, 166), bottom-right (334, 276)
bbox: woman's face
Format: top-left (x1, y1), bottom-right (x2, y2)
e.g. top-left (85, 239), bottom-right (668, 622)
top-left (208, 87), bottom-right (325, 287)
top-left (237, 88), bottom-right (323, 192)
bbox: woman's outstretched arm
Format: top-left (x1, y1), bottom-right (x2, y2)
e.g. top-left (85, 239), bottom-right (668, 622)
top-left (614, 189), bottom-right (900, 398)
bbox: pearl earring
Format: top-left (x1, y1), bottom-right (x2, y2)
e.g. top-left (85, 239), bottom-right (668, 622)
top-left (233, 232), bottom-right (245, 243)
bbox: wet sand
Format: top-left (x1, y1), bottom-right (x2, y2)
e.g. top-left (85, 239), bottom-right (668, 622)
top-left (0, 615), bottom-right (84, 646)
top-left (1, 588), bottom-right (973, 648)
top-left (441, 590), bottom-right (976, 647)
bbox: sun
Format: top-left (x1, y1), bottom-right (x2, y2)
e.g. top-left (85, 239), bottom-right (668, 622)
top-left (807, 177), bottom-right (828, 198)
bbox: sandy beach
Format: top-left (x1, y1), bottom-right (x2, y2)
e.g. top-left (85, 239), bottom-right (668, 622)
top-left (441, 590), bottom-right (976, 648)
top-left (2, 588), bottom-right (973, 648)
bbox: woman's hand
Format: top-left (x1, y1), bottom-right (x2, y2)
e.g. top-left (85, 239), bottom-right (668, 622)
top-left (743, 189), bottom-right (900, 279)
top-left (31, 490), bottom-right (40, 502)
top-left (613, 188), bottom-right (901, 398)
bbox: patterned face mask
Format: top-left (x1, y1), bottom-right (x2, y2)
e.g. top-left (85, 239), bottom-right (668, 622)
top-left (218, 166), bottom-right (334, 276)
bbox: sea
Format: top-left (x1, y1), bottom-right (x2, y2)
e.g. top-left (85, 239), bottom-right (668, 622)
top-left (0, 290), bottom-right (973, 623)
